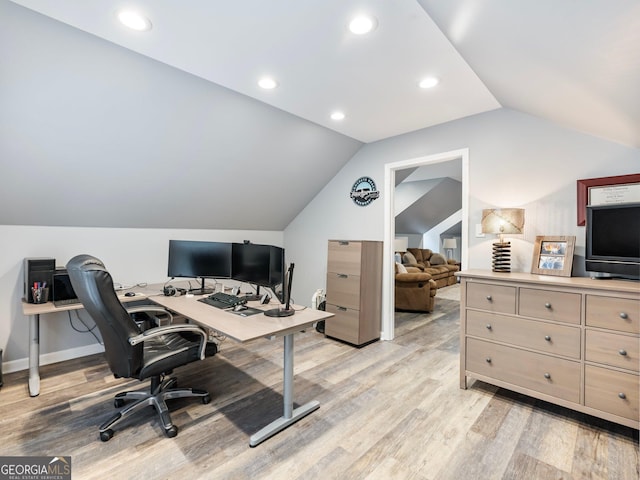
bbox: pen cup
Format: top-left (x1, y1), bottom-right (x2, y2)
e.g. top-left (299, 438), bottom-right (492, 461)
top-left (31, 287), bottom-right (49, 304)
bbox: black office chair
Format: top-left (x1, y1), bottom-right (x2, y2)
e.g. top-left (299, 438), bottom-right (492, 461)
top-left (67, 254), bottom-right (217, 442)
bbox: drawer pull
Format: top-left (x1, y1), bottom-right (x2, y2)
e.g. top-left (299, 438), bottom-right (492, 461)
top-left (619, 312), bottom-right (628, 319)
top-left (618, 392), bottom-right (627, 400)
top-left (486, 324), bottom-right (492, 330)
top-left (339, 241), bottom-right (349, 246)
top-left (337, 274), bottom-right (348, 279)
top-left (486, 295), bottom-right (492, 301)
top-left (544, 335), bottom-right (551, 342)
top-left (544, 303), bottom-right (552, 309)
top-left (485, 357), bottom-right (492, 363)
top-left (619, 349), bottom-right (628, 356)
top-left (544, 372), bottom-right (551, 379)
top-left (337, 306), bottom-right (347, 312)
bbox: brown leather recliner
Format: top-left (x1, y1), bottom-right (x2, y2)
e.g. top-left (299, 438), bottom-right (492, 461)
top-left (395, 266), bottom-right (437, 312)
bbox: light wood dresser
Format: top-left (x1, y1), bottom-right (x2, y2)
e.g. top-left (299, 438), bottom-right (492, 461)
top-left (459, 270), bottom-right (639, 429)
top-left (325, 240), bottom-right (382, 346)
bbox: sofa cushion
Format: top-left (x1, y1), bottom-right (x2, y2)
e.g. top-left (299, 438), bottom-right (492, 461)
top-left (395, 262), bottom-right (408, 274)
top-left (430, 253), bottom-right (447, 265)
top-left (402, 251), bottom-right (417, 265)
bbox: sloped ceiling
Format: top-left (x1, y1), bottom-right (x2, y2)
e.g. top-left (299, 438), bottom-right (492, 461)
top-left (395, 177), bottom-right (462, 235)
top-left (418, 0), bottom-right (640, 148)
top-left (9, 0), bottom-right (639, 147)
top-left (2, 1), bottom-right (638, 231)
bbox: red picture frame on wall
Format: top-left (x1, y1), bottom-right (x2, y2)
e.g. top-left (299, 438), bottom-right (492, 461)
top-left (576, 173), bottom-right (640, 226)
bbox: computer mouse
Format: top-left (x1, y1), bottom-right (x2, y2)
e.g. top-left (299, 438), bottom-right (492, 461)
top-left (233, 304), bottom-right (247, 312)
top-left (124, 292), bottom-right (136, 297)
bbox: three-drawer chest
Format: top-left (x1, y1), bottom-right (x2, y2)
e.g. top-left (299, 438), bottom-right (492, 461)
top-left (325, 240), bottom-right (382, 346)
top-left (459, 270), bottom-right (639, 429)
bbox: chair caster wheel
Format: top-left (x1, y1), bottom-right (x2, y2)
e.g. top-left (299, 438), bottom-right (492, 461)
top-left (100, 429), bottom-right (114, 442)
top-left (165, 425), bottom-right (178, 438)
top-left (114, 398), bottom-right (125, 408)
top-left (202, 394), bottom-right (211, 404)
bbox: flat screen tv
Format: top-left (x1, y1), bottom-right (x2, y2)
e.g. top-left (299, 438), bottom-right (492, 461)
top-left (167, 240), bottom-right (232, 294)
top-left (231, 243), bottom-right (285, 301)
top-left (585, 203), bottom-right (640, 279)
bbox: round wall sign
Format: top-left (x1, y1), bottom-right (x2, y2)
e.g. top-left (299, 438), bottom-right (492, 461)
top-left (350, 176), bottom-right (380, 206)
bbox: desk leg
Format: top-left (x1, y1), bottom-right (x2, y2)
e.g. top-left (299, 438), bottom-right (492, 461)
top-left (249, 333), bottom-right (319, 447)
top-left (29, 314), bottom-right (40, 397)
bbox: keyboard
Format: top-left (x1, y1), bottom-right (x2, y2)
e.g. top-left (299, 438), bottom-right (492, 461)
top-left (199, 292), bottom-right (247, 309)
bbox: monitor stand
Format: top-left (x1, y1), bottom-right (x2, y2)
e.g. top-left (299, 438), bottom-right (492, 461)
top-left (243, 285), bottom-right (262, 302)
top-left (264, 307), bottom-right (294, 317)
top-left (264, 263), bottom-right (295, 317)
top-left (189, 278), bottom-right (214, 296)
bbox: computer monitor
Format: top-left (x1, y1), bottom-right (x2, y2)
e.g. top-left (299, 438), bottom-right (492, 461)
top-left (264, 262), bottom-right (295, 317)
top-left (231, 243), bottom-right (285, 301)
top-left (167, 240), bottom-right (232, 294)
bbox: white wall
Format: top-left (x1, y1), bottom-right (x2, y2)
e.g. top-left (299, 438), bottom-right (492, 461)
top-left (285, 108), bottom-right (639, 315)
top-left (1, 226), bottom-right (282, 371)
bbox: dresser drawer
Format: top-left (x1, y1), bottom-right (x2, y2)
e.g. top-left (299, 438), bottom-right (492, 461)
top-left (326, 273), bottom-right (360, 310)
top-left (327, 240), bottom-right (362, 276)
top-left (325, 304), bottom-right (360, 345)
top-left (586, 330), bottom-right (639, 372)
top-left (466, 310), bottom-right (580, 359)
top-left (466, 282), bottom-right (516, 314)
top-left (518, 288), bottom-right (580, 324)
top-left (586, 295), bottom-right (640, 334)
top-left (585, 365), bottom-right (639, 422)
top-left (466, 338), bottom-right (580, 403)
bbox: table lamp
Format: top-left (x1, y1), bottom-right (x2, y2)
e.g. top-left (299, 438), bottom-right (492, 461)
top-left (481, 208), bottom-right (525, 272)
top-left (443, 238), bottom-right (457, 260)
top-left (394, 237), bottom-right (408, 263)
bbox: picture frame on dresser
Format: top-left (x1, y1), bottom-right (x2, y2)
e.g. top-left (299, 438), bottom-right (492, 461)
top-left (531, 235), bottom-right (576, 277)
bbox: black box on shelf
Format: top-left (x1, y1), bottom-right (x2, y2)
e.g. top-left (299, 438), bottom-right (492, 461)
top-left (24, 257), bottom-right (55, 303)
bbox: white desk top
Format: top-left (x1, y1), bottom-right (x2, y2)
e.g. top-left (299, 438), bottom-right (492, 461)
top-left (152, 294), bottom-right (332, 343)
top-left (22, 281), bottom-right (333, 343)
top-left (21, 282), bottom-right (166, 316)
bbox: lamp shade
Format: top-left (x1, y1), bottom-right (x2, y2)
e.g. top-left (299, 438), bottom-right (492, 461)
top-left (442, 238), bottom-right (457, 250)
top-left (481, 208), bottom-right (525, 235)
top-left (393, 237), bottom-right (408, 252)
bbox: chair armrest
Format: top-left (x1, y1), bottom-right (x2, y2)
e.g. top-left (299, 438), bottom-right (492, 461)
top-left (395, 272), bottom-right (433, 283)
top-left (128, 324), bottom-right (208, 359)
top-left (126, 305), bottom-right (174, 324)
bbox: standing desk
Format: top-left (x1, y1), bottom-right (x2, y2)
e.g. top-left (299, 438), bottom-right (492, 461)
top-left (22, 286), bottom-right (333, 447)
top-left (151, 294), bottom-right (333, 446)
top-left (21, 284), bottom-right (165, 397)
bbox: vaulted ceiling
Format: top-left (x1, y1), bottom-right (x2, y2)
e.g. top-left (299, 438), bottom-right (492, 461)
top-left (3, 1), bottom-right (638, 231)
top-left (10, 0), bottom-right (639, 147)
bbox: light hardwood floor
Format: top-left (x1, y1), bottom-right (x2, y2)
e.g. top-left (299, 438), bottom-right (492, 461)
top-left (1, 292), bottom-right (637, 479)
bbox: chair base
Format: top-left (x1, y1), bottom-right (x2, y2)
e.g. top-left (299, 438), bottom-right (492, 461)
top-left (99, 376), bottom-right (210, 441)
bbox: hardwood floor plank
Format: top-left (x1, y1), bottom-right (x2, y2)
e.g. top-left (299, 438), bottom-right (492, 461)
top-left (502, 451), bottom-right (572, 480)
top-left (513, 405), bottom-right (579, 473)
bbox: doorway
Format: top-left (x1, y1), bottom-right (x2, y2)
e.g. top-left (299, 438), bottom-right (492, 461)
top-left (381, 148), bottom-right (469, 341)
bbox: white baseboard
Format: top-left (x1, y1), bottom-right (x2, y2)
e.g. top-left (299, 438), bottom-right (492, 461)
top-left (2, 343), bottom-right (105, 375)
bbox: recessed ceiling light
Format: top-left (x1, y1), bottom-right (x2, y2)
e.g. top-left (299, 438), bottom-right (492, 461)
top-left (117, 10), bottom-right (152, 31)
top-left (349, 15), bottom-right (377, 35)
top-left (419, 77), bottom-right (439, 89)
top-left (258, 77), bottom-right (278, 90)
top-left (330, 111), bottom-right (346, 121)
